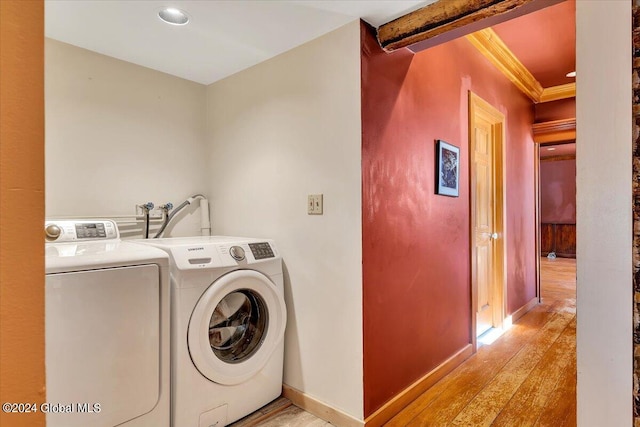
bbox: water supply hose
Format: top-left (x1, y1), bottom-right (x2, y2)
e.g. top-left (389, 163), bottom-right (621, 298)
top-left (153, 194), bottom-right (209, 238)
top-left (153, 202), bottom-right (174, 238)
top-left (141, 202), bottom-right (154, 239)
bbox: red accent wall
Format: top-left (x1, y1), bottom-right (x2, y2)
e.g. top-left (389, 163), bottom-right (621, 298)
top-left (540, 159), bottom-right (576, 223)
top-left (535, 98), bottom-right (576, 122)
top-left (361, 22), bottom-right (536, 416)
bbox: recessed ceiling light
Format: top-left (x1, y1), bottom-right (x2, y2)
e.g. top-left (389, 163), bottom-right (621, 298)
top-left (547, 147), bottom-right (557, 151)
top-left (566, 71), bottom-right (576, 78)
top-left (158, 7), bottom-right (189, 26)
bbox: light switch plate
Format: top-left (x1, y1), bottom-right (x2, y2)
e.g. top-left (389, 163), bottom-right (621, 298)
top-left (308, 194), bottom-right (323, 215)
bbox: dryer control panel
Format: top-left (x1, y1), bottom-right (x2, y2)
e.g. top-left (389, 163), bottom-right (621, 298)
top-left (45, 220), bottom-right (119, 243)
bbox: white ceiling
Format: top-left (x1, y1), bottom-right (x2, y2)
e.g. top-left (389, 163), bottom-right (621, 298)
top-left (45, 0), bottom-right (434, 85)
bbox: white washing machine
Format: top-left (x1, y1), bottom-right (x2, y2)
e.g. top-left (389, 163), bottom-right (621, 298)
top-left (136, 236), bottom-right (286, 427)
top-left (45, 220), bottom-right (170, 427)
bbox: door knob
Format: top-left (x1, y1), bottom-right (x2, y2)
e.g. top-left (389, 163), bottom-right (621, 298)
top-left (490, 233), bottom-right (499, 240)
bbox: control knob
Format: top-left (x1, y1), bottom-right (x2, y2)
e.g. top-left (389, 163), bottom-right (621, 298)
top-left (229, 246), bottom-right (245, 261)
top-left (45, 224), bottom-right (62, 241)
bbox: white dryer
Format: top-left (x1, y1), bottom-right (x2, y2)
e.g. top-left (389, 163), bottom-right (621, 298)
top-left (137, 236), bottom-right (286, 427)
top-left (45, 220), bottom-right (170, 427)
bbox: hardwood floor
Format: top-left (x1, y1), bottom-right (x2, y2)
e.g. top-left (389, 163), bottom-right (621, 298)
top-left (236, 257), bottom-right (577, 427)
top-left (385, 257), bottom-right (577, 427)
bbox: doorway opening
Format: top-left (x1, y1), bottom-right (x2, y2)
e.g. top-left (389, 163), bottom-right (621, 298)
top-left (537, 140), bottom-right (577, 306)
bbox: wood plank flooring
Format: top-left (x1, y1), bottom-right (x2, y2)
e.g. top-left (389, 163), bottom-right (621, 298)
top-left (230, 397), bottom-right (296, 427)
top-left (385, 256), bottom-right (577, 426)
top-left (233, 257), bottom-right (576, 426)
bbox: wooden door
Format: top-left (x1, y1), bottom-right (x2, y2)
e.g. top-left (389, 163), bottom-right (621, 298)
top-left (469, 92), bottom-right (505, 340)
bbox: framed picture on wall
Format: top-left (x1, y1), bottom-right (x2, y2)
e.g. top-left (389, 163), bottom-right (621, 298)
top-left (435, 140), bottom-right (460, 197)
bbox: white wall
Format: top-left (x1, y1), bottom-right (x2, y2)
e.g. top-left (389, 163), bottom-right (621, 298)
top-left (45, 39), bottom-right (208, 237)
top-left (205, 21), bottom-right (363, 420)
top-left (576, 2), bottom-right (632, 425)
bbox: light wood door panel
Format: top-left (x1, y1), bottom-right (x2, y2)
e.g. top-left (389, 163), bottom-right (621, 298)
top-left (474, 118), bottom-right (494, 336)
top-left (470, 92), bottom-right (505, 341)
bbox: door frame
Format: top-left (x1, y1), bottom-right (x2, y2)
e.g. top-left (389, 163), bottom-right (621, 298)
top-left (534, 142), bottom-right (541, 304)
top-left (469, 91), bottom-right (507, 350)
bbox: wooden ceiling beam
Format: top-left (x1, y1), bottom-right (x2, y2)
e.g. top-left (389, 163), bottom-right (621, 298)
top-left (377, 0), bottom-right (536, 52)
top-left (465, 28), bottom-right (543, 102)
top-left (375, 0), bottom-right (575, 105)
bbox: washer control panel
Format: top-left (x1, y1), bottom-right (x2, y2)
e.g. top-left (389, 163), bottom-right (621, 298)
top-left (45, 220), bottom-right (119, 242)
top-left (249, 242), bottom-right (275, 260)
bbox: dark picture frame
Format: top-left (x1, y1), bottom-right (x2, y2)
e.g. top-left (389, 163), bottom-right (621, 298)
top-left (435, 140), bottom-right (460, 197)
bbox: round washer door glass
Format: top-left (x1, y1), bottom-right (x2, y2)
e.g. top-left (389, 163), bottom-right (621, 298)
top-left (209, 289), bottom-right (267, 363)
top-left (188, 270), bottom-right (286, 385)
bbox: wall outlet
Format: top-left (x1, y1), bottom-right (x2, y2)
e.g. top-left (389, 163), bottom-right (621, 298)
top-left (308, 194), bottom-right (323, 215)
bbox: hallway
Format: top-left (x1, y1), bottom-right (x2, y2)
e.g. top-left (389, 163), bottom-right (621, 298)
top-left (385, 257), bottom-right (577, 426)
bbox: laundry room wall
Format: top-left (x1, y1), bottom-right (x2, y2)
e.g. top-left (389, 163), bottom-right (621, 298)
top-left (361, 22), bottom-right (536, 417)
top-left (45, 39), bottom-right (208, 238)
top-left (205, 21), bottom-right (363, 421)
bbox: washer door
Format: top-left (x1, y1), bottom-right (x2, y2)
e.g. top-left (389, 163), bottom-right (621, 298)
top-left (187, 270), bottom-right (286, 385)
